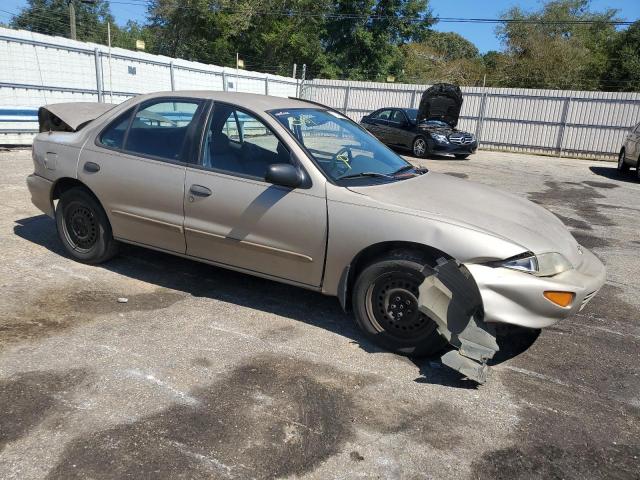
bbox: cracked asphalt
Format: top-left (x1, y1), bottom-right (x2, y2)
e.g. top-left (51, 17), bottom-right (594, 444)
top-left (0, 148), bottom-right (638, 479)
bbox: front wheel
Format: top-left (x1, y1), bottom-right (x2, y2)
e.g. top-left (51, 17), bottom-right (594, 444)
top-left (454, 154), bottom-right (470, 159)
top-left (55, 187), bottom-right (119, 264)
top-left (412, 136), bottom-right (428, 158)
top-left (352, 252), bottom-right (447, 357)
top-left (618, 150), bottom-right (629, 173)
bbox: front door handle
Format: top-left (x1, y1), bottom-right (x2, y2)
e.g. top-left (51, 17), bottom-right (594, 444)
top-left (189, 184), bottom-right (212, 197)
top-left (83, 161), bottom-right (100, 173)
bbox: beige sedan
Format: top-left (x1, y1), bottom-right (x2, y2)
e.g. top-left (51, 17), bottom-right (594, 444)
top-left (27, 92), bottom-right (606, 383)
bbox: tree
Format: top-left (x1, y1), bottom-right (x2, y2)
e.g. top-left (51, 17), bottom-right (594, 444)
top-left (400, 31), bottom-right (484, 84)
top-left (10, 0), bottom-right (145, 49)
top-left (323, 0), bottom-right (435, 80)
top-left (11, 0), bottom-right (112, 43)
top-left (602, 20), bottom-right (640, 91)
top-left (146, 0), bottom-right (334, 77)
top-left (494, 0), bottom-right (619, 90)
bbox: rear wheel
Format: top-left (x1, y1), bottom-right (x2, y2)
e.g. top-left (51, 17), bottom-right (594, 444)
top-left (618, 150), bottom-right (629, 173)
top-left (412, 136), bottom-right (428, 158)
top-left (55, 187), bottom-right (118, 264)
top-left (352, 252), bottom-right (447, 357)
top-left (454, 154), bottom-right (470, 159)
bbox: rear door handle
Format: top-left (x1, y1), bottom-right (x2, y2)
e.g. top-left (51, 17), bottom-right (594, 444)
top-left (189, 184), bottom-right (212, 197)
top-left (83, 161), bottom-right (100, 173)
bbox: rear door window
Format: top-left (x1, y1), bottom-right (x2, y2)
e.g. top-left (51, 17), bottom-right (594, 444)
top-left (124, 100), bottom-right (203, 161)
top-left (99, 109), bottom-right (133, 149)
top-left (391, 110), bottom-right (406, 124)
top-left (373, 110), bottom-right (391, 120)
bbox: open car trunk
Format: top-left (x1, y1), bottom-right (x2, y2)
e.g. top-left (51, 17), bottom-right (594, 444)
top-left (38, 102), bottom-right (115, 133)
top-left (417, 83), bottom-right (463, 128)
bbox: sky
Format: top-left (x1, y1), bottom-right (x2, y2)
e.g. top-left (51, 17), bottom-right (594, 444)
top-left (1, 0), bottom-right (639, 53)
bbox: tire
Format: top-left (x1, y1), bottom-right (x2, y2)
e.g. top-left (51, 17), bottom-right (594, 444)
top-left (618, 150), bottom-right (629, 173)
top-left (412, 136), bottom-right (428, 158)
top-left (352, 251), bottom-right (447, 357)
top-left (637, 159), bottom-right (640, 181)
top-left (454, 154), bottom-right (470, 159)
top-left (55, 187), bottom-right (118, 264)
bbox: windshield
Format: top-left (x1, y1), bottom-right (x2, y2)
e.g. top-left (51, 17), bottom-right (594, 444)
top-left (270, 108), bottom-right (411, 182)
top-left (406, 109), bottom-right (418, 122)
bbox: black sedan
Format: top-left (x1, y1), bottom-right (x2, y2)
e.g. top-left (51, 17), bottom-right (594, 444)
top-left (360, 84), bottom-right (477, 159)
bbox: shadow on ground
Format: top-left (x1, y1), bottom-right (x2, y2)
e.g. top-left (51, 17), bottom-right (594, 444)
top-left (11, 214), bottom-right (524, 389)
top-left (589, 166), bottom-right (639, 184)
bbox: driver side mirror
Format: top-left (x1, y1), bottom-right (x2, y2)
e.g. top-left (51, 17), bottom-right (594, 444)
top-left (265, 163), bottom-right (303, 189)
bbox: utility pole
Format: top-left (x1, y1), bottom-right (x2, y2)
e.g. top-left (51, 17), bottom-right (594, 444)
top-left (292, 63), bottom-right (297, 79)
top-left (69, 0), bottom-right (76, 40)
top-left (68, 1), bottom-right (97, 41)
top-left (300, 64), bottom-right (306, 98)
top-left (236, 52), bottom-right (239, 92)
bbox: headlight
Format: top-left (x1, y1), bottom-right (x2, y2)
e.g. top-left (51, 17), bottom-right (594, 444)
top-left (432, 133), bottom-right (449, 144)
top-left (494, 252), bottom-right (572, 277)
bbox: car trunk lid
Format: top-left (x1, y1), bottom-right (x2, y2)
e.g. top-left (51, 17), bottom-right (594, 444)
top-left (38, 102), bottom-right (115, 132)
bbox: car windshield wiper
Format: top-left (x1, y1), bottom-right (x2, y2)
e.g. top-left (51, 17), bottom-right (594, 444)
top-left (338, 171), bottom-right (394, 180)
top-left (392, 165), bottom-right (415, 175)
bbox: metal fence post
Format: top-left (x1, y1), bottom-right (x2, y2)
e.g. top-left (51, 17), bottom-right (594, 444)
top-left (410, 88), bottom-right (417, 108)
top-left (475, 91), bottom-right (488, 145)
top-left (556, 96), bottom-right (572, 157)
top-left (265, 77), bottom-right (269, 95)
top-left (343, 85), bottom-right (351, 114)
top-left (169, 62), bottom-right (176, 91)
top-left (94, 48), bottom-right (103, 102)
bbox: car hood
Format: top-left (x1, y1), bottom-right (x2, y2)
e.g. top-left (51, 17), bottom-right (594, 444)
top-left (348, 172), bottom-right (582, 266)
top-left (417, 83), bottom-right (463, 128)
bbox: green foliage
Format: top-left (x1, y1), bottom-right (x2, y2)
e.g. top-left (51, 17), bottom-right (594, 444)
top-left (602, 20), bottom-right (640, 91)
top-left (400, 32), bottom-right (484, 85)
top-left (10, 0), bottom-right (147, 50)
top-left (492, 0), bottom-right (619, 90)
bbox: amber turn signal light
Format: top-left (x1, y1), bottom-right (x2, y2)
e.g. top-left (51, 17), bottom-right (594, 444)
top-left (543, 291), bottom-right (575, 307)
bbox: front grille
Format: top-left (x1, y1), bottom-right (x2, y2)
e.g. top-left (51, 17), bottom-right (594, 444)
top-left (449, 133), bottom-right (475, 145)
top-left (579, 290), bottom-right (597, 311)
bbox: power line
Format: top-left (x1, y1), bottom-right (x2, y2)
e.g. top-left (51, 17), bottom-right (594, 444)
top-left (107, 1), bottom-right (635, 26)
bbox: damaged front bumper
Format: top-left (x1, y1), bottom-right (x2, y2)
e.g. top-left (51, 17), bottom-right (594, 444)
top-left (417, 249), bottom-right (605, 383)
top-left (465, 247), bottom-right (606, 329)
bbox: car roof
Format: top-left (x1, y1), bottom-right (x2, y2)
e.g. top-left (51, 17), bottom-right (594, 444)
top-left (130, 91), bottom-right (316, 113)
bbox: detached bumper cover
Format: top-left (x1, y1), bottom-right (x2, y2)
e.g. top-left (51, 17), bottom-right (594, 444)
top-left (465, 247), bottom-right (606, 329)
top-left (27, 174), bottom-right (54, 217)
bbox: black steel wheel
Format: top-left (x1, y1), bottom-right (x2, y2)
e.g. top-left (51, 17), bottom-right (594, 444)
top-left (62, 202), bottom-right (99, 252)
top-left (352, 251), bottom-right (446, 357)
top-left (364, 272), bottom-right (433, 339)
top-left (55, 187), bottom-right (118, 264)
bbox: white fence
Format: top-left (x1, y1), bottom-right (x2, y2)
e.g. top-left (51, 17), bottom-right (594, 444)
top-left (2, 27), bottom-right (639, 159)
top-left (0, 27), bottom-right (300, 145)
top-left (301, 79), bottom-right (640, 160)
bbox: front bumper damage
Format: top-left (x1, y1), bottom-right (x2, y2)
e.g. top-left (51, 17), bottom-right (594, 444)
top-left (418, 250), bottom-right (606, 384)
top-left (419, 260), bottom-right (498, 384)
